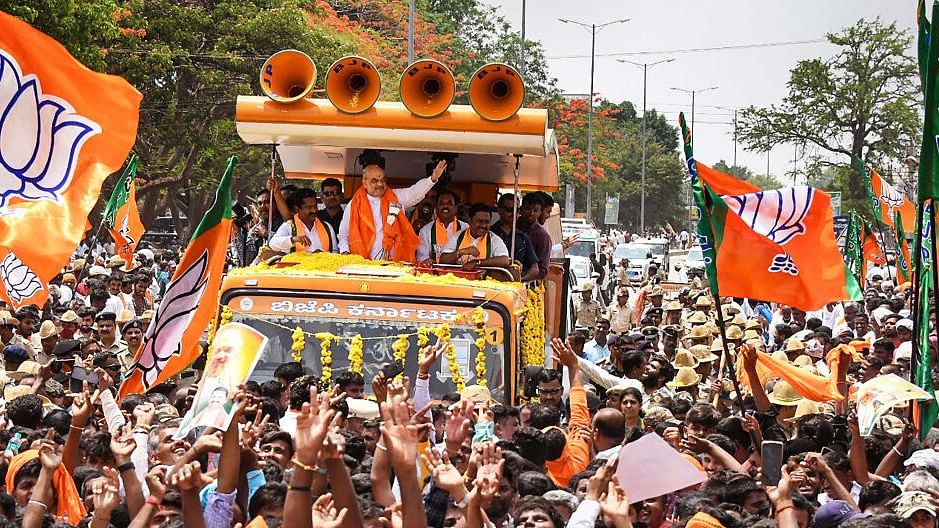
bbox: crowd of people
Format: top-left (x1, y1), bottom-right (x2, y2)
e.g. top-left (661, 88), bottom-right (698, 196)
top-left (0, 148), bottom-right (934, 528)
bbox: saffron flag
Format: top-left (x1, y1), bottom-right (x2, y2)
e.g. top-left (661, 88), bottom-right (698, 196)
top-left (118, 158), bottom-right (235, 399)
top-left (680, 114), bottom-right (860, 311)
top-left (895, 211), bottom-right (913, 283)
top-left (0, 12), bottom-right (141, 309)
top-left (860, 158), bottom-right (916, 232)
top-left (102, 154), bottom-right (144, 270)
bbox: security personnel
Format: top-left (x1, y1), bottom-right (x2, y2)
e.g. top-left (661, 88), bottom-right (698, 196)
top-left (574, 282), bottom-right (604, 330)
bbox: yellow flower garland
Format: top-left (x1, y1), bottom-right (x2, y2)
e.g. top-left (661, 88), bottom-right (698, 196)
top-left (290, 326), bottom-right (305, 363)
top-left (348, 334), bottom-right (364, 374)
top-left (391, 334), bottom-right (409, 381)
top-left (520, 286), bottom-right (546, 368)
top-left (219, 305), bottom-right (233, 326)
top-left (206, 316), bottom-right (217, 348)
top-left (472, 306), bottom-right (487, 387)
top-left (417, 326), bottom-right (431, 348)
top-left (435, 323), bottom-right (464, 392)
top-left (314, 332), bottom-right (335, 385)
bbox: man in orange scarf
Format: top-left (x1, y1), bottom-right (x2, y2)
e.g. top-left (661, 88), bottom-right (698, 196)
top-left (269, 188), bottom-right (337, 253)
top-left (416, 190), bottom-right (467, 263)
top-left (339, 150), bottom-right (447, 261)
top-left (439, 203), bottom-right (510, 270)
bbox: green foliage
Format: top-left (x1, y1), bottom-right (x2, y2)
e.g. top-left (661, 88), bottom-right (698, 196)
top-left (737, 18), bottom-right (920, 201)
top-left (712, 160), bottom-right (782, 190)
top-left (0, 0), bottom-right (121, 70)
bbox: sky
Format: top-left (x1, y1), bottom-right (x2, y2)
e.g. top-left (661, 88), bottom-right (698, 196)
top-left (480, 0), bottom-right (915, 183)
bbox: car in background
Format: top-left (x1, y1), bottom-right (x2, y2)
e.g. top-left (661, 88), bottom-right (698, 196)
top-left (636, 237), bottom-right (670, 270)
top-left (613, 243), bottom-right (655, 284)
top-left (567, 231), bottom-right (601, 259)
top-left (686, 246), bottom-right (706, 271)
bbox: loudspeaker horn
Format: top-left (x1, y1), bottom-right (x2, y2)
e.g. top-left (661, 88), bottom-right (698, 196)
top-left (399, 59), bottom-right (455, 118)
top-left (259, 49), bottom-right (317, 103)
top-left (469, 63), bottom-right (525, 121)
top-left (326, 56), bottom-right (382, 113)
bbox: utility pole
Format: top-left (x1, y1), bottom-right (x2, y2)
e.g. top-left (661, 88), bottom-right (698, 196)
top-left (672, 86), bottom-right (718, 237)
top-left (560, 17), bottom-right (629, 223)
top-left (408, 0), bottom-right (415, 64)
top-left (620, 58), bottom-right (674, 234)
top-left (520, 0), bottom-right (527, 76)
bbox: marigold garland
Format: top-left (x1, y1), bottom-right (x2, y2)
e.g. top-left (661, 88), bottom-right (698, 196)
top-left (520, 286), bottom-right (546, 368)
top-left (206, 316), bottom-right (217, 348)
top-left (471, 306), bottom-right (488, 386)
top-left (391, 334), bottom-right (409, 380)
top-left (290, 326), bottom-right (305, 363)
top-left (435, 323), bottom-right (464, 392)
top-left (219, 305), bottom-right (233, 326)
top-left (348, 334), bottom-right (364, 374)
top-left (314, 332), bottom-right (335, 385)
top-left (417, 326), bottom-right (431, 348)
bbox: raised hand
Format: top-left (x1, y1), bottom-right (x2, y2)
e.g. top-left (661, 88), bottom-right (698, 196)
top-left (110, 422), bottom-right (137, 463)
top-left (311, 493), bottom-right (348, 528)
top-left (294, 386), bottom-right (339, 467)
top-left (599, 478), bottom-right (632, 528)
top-left (318, 428), bottom-right (346, 463)
top-left (70, 383), bottom-right (94, 428)
top-left (168, 461), bottom-right (203, 492)
top-left (145, 466), bottom-right (169, 502)
top-left (585, 457), bottom-right (618, 502)
top-left (193, 430), bottom-right (224, 456)
top-left (430, 160), bottom-right (447, 182)
top-left (421, 446), bottom-right (465, 496)
top-left (380, 389), bottom-right (431, 474)
top-left (418, 341), bottom-right (446, 376)
top-left (372, 371), bottom-right (388, 405)
top-left (444, 399), bottom-right (473, 451)
top-left (132, 402), bottom-right (156, 427)
top-left (91, 469), bottom-right (122, 515)
top-left (475, 442), bottom-right (504, 484)
top-left (550, 337), bottom-right (577, 369)
top-left (37, 431), bottom-right (63, 471)
top-left (241, 410), bottom-right (269, 452)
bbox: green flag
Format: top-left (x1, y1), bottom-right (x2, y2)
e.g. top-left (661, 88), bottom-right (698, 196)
top-left (919, 1), bottom-right (939, 201)
top-left (858, 158), bottom-right (883, 224)
top-left (679, 113), bottom-right (720, 297)
top-left (895, 211), bottom-right (913, 283)
top-left (102, 154), bottom-right (137, 229)
top-left (920, 0), bottom-right (932, 88)
top-left (915, 203), bottom-right (939, 439)
top-left (844, 212), bottom-right (864, 285)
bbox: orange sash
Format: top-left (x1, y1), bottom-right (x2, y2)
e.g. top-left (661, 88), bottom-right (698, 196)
top-left (432, 218), bottom-right (459, 260)
top-left (292, 214), bottom-right (331, 253)
top-left (457, 230), bottom-right (491, 259)
top-left (347, 187), bottom-right (420, 261)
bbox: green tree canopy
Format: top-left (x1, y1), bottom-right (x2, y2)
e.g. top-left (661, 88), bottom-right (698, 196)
top-left (737, 18), bottom-right (919, 201)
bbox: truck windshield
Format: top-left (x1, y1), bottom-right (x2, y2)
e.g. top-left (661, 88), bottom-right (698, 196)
top-left (224, 295), bottom-right (510, 401)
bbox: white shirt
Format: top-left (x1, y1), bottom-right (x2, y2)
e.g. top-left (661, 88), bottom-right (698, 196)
top-left (338, 177), bottom-right (435, 259)
top-left (442, 228), bottom-right (510, 258)
top-left (417, 219), bottom-right (467, 261)
top-left (269, 218), bottom-right (338, 253)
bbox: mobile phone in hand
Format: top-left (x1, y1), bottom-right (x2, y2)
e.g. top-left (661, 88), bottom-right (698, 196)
top-left (381, 361), bottom-right (405, 380)
top-left (761, 441), bottom-right (784, 486)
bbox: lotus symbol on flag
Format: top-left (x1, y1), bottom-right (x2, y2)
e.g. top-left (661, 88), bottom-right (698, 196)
top-left (133, 251), bottom-right (210, 389)
top-left (0, 49), bottom-right (101, 207)
top-left (0, 252), bottom-right (42, 303)
top-left (723, 187), bottom-right (814, 246)
top-left (878, 183), bottom-right (905, 211)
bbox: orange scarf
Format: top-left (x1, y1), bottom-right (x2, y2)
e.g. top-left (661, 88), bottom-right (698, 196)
top-left (292, 214), bottom-right (331, 253)
top-left (457, 230), bottom-right (491, 261)
top-left (431, 218), bottom-right (459, 260)
top-left (736, 344), bottom-right (854, 402)
top-left (7, 449), bottom-right (87, 522)
top-left (347, 187), bottom-right (420, 261)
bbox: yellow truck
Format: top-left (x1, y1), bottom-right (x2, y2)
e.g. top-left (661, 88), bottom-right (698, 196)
top-left (219, 51), bottom-right (564, 403)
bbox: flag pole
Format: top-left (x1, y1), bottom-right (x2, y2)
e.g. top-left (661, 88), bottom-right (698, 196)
top-left (711, 293), bottom-right (746, 413)
top-left (873, 221), bottom-right (895, 282)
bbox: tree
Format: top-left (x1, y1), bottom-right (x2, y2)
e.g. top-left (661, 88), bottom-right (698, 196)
top-left (737, 18), bottom-right (919, 201)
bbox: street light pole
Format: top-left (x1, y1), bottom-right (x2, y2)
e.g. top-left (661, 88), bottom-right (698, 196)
top-left (560, 17), bottom-right (629, 224)
top-left (671, 85), bottom-right (717, 238)
top-left (520, 0), bottom-right (526, 76)
top-left (408, 0), bottom-right (415, 64)
top-left (620, 58), bottom-right (673, 235)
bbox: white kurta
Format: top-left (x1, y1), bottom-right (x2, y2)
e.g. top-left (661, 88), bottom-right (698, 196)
top-left (338, 177), bottom-right (435, 259)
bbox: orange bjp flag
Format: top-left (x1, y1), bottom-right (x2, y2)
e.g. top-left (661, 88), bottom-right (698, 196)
top-left (865, 161), bottom-right (916, 232)
top-left (119, 158), bottom-right (234, 399)
top-left (103, 154), bottom-right (144, 270)
top-left (696, 163), bottom-right (861, 311)
top-left (0, 12), bottom-right (141, 308)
